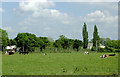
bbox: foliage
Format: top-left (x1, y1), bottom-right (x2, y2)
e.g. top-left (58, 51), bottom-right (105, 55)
top-left (8, 39), bottom-right (17, 46)
top-left (0, 29), bottom-right (9, 51)
top-left (15, 33), bottom-right (50, 52)
top-left (53, 40), bottom-right (61, 48)
top-left (105, 46), bottom-right (115, 52)
top-left (98, 46), bottom-right (117, 52)
top-left (91, 46), bottom-right (96, 51)
top-left (114, 49), bottom-right (120, 52)
top-left (82, 23), bottom-right (88, 49)
top-left (54, 35), bottom-right (70, 49)
top-left (98, 48), bottom-right (105, 52)
top-left (15, 33), bottom-right (29, 51)
top-left (39, 37), bottom-right (50, 51)
top-left (99, 38), bottom-right (105, 45)
top-left (73, 39), bottom-right (82, 51)
top-left (93, 25), bottom-right (100, 49)
top-left (105, 40), bottom-right (119, 49)
top-left (1, 24), bottom-right (119, 53)
top-left (53, 35), bottom-right (82, 51)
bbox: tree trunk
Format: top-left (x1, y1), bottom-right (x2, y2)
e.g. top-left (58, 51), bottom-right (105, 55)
top-left (23, 46), bottom-right (24, 52)
top-left (96, 40), bottom-right (97, 51)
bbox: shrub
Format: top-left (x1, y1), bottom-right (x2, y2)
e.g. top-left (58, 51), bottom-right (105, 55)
top-left (98, 48), bottom-right (105, 52)
top-left (91, 47), bottom-right (96, 51)
top-left (105, 46), bottom-right (115, 52)
top-left (115, 49), bottom-right (120, 52)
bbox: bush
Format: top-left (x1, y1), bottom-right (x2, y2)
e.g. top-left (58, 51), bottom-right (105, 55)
top-left (115, 49), bottom-right (120, 52)
top-left (91, 47), bottom-right (96, 51)
top-left (105, 46), bottom-right (115, 52)
top-left (98, 48), bottom-right (105, 52)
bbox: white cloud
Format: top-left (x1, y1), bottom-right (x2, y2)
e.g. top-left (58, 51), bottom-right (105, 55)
top-left (19, 1), bottom-right (55, 12)
top-left (16, 0), bottom-right (71, 31)
top-left (84, 10), bottom-right (118, 26)
top-left (87, 10), bottom-right (104, 17)
top-left (16, 0), bottom-right (69, 23)
top-left (13, 2), bottom-right (118, 40)
top-left (0, 7), bottom-right (5, 12)
top-left (83, 10), bottom-right (118, 39)
top-left (17, 1), bottom-right (118, 28)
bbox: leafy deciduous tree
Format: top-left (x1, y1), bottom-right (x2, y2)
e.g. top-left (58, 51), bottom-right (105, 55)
top-left (73, 39), bottom-right (82, 51)
top-left (0, 29), bottom-right (9, 51)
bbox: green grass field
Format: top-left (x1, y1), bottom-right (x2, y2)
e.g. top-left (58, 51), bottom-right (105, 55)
top-left (2, 52), bottom-right (118, 75)
top-left (0, 52), bottom-right (2, 76)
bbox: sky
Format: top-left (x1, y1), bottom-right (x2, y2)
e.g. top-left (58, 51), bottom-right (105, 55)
top-left (0, 0), bottom-right (119, 41)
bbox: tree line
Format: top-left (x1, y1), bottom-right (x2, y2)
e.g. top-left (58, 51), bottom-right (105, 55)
top-left (0, 23), bottom-right (120, 52)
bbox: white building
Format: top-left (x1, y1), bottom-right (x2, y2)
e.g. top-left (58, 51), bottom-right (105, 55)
top-left (99, 44), bottom-right (105, 48)
top-left (5, 45), bottom-right (17, 50)
top-left (87, 43), bottom-right (93, 49)
top-left (87, 43), bottom-right (105, 49)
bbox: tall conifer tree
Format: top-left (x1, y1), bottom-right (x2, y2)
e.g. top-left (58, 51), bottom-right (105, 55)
top-left (82, 23), bottom-right (88, 49)
top-left (93, 25), bottom-right (100, 50)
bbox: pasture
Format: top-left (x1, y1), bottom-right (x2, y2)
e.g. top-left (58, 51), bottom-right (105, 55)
top-left (2, 52), bottom-right (118, 75)
top-left (0, 52), bottom-right (2, 76)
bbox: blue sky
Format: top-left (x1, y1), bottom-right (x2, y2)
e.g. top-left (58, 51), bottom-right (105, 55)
top-left (1, 1), bottom-right (118, 41)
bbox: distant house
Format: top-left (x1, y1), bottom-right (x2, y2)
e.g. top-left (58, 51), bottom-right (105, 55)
top-left (5, 45), bottom-right (17, 50)
top-left (87, 43), bottom-right (105, 49)
top-left (99, 44), bottom-right (105, 48)
top-left (5, 45), bottom-right (17, 52)
top-left (87, 43), bottom-right (93, 49)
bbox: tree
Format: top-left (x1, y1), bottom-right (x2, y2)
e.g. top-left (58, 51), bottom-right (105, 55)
top-left (58, 35), bottom-right (69, 49)
top-left (73, 39), bottom-right (82, 51)
top-left (48, 37), bottom-right (54, 49)
top-left (105, 40), bottom-right (119, 49)
top-left (93, 25), bottom-right (100, 50)
top-left (39, 37), bottom-right (50, 51)
top-left (53, 40), bottom-right (61, 48)
top-left (82, 23), bottom-right (88, 49)
top-left (0, 29), bottom-right (9, 51)
top-left (100, 38), bottom-right (105, 45)
top-left (106, 38), bottom-right (111, 41)
top-left (15, 33), bottom-right (29, 52)
top-left (26, 33), bottom-right (38, 51)
top-left (8, 39), bottom-right (17, 46)
top-left (53, 35), bottom-right (70, 49)
top-left (68, 39), bottom-right (74, 48)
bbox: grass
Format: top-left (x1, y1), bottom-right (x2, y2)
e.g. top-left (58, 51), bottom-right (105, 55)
top-left (2, 52), bottom-right (118, 75)
top-left (0, 52), bottom-right (2, 76)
